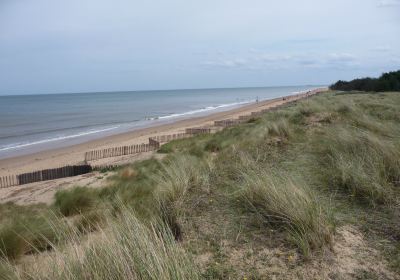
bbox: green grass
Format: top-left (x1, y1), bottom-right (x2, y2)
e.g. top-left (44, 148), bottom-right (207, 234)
top-left (314, 126), bottom-right (400, 205)
top-left (2, 207), bottom-right (200, 280)
top-left (1, 91), bottom-right (400, 278)
top-left (54, 187), bottom-right (99, 216)
top-left (154, 154), bottom-right (213, 239)
top-left (239, 166), bottom-right (334, 257)
top-left (0, 204), bottom-right (67, 260)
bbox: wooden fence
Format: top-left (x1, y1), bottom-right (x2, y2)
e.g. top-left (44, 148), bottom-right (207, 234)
top-left (84, 129), bottom-right (213, 162)
top-left (185, 127), bottom-right (212, 135)
top-left (0, 165), bottom-right (92, 188)
top-left (0, 175), bottom-right (18, 188)
top-left (214, 119), bottom-right (244, 127)
top-left (84, 143), bottom-right (158, 161)
top-left (149, 133), bottom-right (190, 143)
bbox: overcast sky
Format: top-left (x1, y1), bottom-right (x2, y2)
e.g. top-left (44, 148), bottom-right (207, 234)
top-left (0, 0), bottom-right (399, 95)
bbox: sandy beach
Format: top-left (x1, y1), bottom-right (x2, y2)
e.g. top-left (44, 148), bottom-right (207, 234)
top-left (0, 88), bottom-right (326, 205)
top-left (0, 89), bottom-right (326, 176)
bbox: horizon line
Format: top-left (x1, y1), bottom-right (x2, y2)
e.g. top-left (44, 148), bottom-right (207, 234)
top-left (0, 84), bottom-right (327, 97)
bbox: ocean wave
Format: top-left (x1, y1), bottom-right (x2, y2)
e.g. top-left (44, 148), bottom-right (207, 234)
top-left (158, 100), bottom-right (252, 120)
top-left (0, 100), bottom-right (254, 153)
top-left (0, 126), bottom-right (120, 152)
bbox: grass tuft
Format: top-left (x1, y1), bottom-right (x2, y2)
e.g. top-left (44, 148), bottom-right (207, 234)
top-left (0, 213), bottom-right (67, 260)
top-left (239, 166), bottom-right (334, 257)
top-left (54, 187), bottom-right (98, 216)
top-left (266, 119), bottom-right (291, 139)
top-left (154, 154), bottom-right (212, 239)
top-left (317, 127), bottom-right (400, 205)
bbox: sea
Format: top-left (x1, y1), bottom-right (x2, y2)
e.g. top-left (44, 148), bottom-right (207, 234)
top-left (0, 86), bottom-right (321, 159)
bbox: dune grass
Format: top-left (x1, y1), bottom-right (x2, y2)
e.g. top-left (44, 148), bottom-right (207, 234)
top-left (239, 166), bottom-right (334, 257)
top-left (54, 187), bottom-right (99, 216)
top-left (315, 126), bottom-right (400, 205)
top-left (1, 207), bottom-right (200, 280)
top-left (154, 154), bottom-right (213, 239)
top-left (0, 204), bottom-right (68, 260)
top-left (1, 91), bottom-right (400, 278)
top-left (0, 215), bottom-right (67, 260)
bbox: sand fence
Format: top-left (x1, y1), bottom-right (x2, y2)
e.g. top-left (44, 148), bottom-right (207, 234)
top-left (0, 165), bottom-right (92, 188)
top-left (84, 128), bottom-right (212, 162)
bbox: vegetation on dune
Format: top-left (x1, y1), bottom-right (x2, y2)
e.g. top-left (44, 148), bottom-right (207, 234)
top-left (1, 207), bottom-right (199, 280)
top-left (1, 90), bottom-right (400, 278)
top-left (316, 127), bottom-right (400, 205)
top-left (154, 154), bottom-right (213, 240)
top-left (0, 203), bottom-right (67, 260)
top-left (330, 70), bottom-right (400, 92)
top-left (54, 187), bottom-right (98, 216)
top-left (239, 166), bottom-right (334, 257)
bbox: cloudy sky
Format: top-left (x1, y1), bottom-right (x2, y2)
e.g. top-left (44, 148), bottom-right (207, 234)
top-left (0, 0), bottom-right (399, 95)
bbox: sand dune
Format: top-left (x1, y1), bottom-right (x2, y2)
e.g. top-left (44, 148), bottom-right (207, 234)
top-left (0, 89), bottom-right (326, 205)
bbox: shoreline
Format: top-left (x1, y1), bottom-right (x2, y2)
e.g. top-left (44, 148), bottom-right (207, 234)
top-left (0, 88), bottom-right (327, 176)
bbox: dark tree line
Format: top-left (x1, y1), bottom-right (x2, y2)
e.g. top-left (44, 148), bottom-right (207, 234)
top-left (330, 70), bottom-right (400, 92)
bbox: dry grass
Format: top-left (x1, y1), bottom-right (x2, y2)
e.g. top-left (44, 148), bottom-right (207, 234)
top-left (239, 165), bottom-right (334, 257)
top-left (154, 154), bottom-right (213, 239)
top-left (2, 207), bottom-right (200, 280)
top-left (317, 126), bottom-right (400, 205)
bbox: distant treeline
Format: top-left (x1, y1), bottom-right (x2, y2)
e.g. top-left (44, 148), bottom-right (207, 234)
top-left (330, 70), bottom-right (400, 92)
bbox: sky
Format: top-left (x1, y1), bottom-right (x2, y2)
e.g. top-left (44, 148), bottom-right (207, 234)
top-left (0, 0), bottom-right (399, 95)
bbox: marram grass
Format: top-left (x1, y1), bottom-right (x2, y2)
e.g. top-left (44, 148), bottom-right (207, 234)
top-left (1, 207), bottom-right (200, 280)
top-left (239, 166), bottom-right (335, 257)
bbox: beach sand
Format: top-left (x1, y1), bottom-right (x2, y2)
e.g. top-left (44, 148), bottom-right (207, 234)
top-left (0, 88), bottom-right (327, 205)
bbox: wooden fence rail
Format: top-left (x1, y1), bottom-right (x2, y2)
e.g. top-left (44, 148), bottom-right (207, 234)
top-left (0, 165), bottom-right (92, 188)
